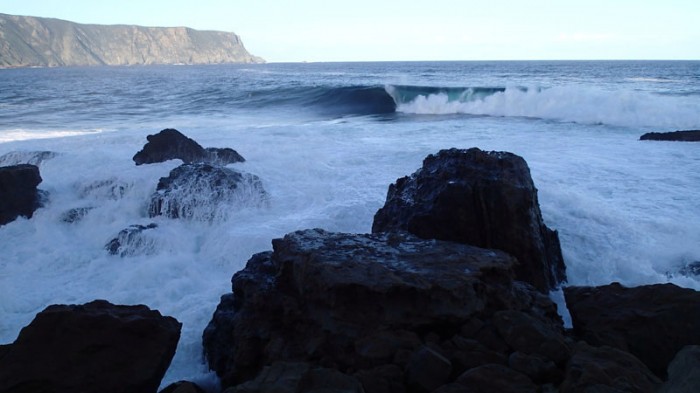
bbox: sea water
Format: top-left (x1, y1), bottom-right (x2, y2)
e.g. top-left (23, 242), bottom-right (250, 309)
top-left (1, 61), bottom-right (699, 389)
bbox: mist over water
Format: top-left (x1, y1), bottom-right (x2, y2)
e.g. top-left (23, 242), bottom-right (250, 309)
top-left (1, 61), bottom-right (699, 388)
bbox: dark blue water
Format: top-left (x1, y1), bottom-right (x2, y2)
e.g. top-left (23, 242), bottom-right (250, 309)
top-left (2, 61), bottom-right (699, 132)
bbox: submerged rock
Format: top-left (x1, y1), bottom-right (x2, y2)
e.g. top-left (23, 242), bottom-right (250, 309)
top-left (640, 130), bottom-right (700, 142)
top-left (149, 163), bottom-right (268, 222)
top-left (105, 223), bottom-right (159, 257)
top-left (76, 177), bottom-right (131, 200)
top-left (0, 164), bottom-right (44, 226)
top-left (203, 229), bottom-right (565, 389)
top-left (133, 128), bottom-right (245, 165)
top-left (61, 206), bottom-right (94, 223)
top-left (0, 150), bottom-right (57, 166)
top-left (564, 282), bottom-right (700, 378)
top-left (372, 147), bottom-right (566, 292)
top-left (0, 299), bottom-right (181, 393)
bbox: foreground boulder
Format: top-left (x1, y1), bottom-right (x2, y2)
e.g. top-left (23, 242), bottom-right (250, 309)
top-left (149, 163), bottom-right (268, 221)
top-left (0, 164), bottom-right (43, 226)
top-left (203, 229), bottom-right (568, 390)
top-left (640, 130), bottom-right (700, 142)
top-left (564, 282), bottom-right (700, 378)
top-left (372, 148), bottom-right (565, 292)
top-left (133, 128), bottom-right (245, 165)
top-left (0, 300), bottom-right (181, 393)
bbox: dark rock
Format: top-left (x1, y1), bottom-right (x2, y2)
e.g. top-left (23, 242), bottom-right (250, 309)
top-left (148, 163), bottom-right (268, 221)
top-left (0, 150), bottom-right (57, 166)
top-left (640, 130), bottom-right (700, 142)
top-left (405, 345), bottom-right (452, 392)
top-left (60, 206), bottom-right (94, 223)
top-left (0, 164), bottom-right (43, 226)
top-left (227, 362), bottom-right (363, 393)
top-left (105, 223), bottom-right (159, 257)
top-left (455, 364), bottom-right (537, 393)
top-left (372, 148), bottom-right (565, 292)
top-left (508, 352), bottom-right (560, 385)
top-left (559, 342), bottom-right (660, 393)
top-left (564, 282), bottom-right (700, 377)
top-left (159, 381), bottom-right (207, 393)
top-left (354, 364), bottom-right (405, 393)
top-left (492, 310), bottom-right (571, 364)
top-left (133, 128), bottom-right (245, 165)
top-left (431, 384), bottom-right (469, 393)
top-left (658, 345), bottom-right (700, 393)
top-left (445, 336), bottom-right (508, 374)
top-left (203, 229), bottom-right (560, 388)
top-left (0, 299), bottom-right (181, 393)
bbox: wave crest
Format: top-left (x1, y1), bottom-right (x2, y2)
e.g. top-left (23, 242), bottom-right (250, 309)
top-left (387, 84), bottom-right (700, 128)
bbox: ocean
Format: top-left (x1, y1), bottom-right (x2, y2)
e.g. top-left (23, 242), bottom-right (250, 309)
top-left (1, 61), bottom-right (699, 389)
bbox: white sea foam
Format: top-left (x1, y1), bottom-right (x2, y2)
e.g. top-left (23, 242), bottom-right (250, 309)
top-left (393, 85), bottom-right (700, 129)
top-left (0, 128), bottom-right (106, 143)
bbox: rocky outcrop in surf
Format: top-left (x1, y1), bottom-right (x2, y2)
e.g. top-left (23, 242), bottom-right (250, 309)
top-left (133, 128), bottom-right (245, 166)
top-left (105, 223), bottom-right (160, 257)
top-left (372, 148), bottom-right (566, 292)
top-left (148, 163), bottom-right (268, 222)
top-left (0, 300), bottom-right (181, 393)
top-left (0, 164), bottom-right (44, 226)
top-left (0, 13), bottom-right (263, 68)
top-left (203, 229), bottom-right (569, 391)
top-left (640, 130), bottom-right (700, 142)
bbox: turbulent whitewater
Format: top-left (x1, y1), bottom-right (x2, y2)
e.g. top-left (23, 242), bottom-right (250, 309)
top-left (1, 61), bottom-right (699, 389)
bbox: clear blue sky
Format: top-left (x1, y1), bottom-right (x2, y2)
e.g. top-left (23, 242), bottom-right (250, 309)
top-left (3, 1), bottom-right (699, 62)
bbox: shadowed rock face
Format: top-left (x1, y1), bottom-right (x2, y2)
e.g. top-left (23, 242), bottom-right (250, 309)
top-left (0, 164), bottom-right (43, 226)
top-left (372, 148), bottom-right (566, 292)
top-left (640, 130), bottom-right (700, 142)
top-left (203, 229), bottom-right (565, 389)
top-left (0, 300), bottom-right (181, 393)
top-left (564, 282), bottom-right (700, 378)
top-left (0, 13), bottom-right (264, 68)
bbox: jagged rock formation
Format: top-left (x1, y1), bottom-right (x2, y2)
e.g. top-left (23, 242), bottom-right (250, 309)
top-left (203, 229), bottom-right (570, 391)
top-left (133, 128), bottom-right (245, 166)
top-left (0, 13), bottom-right (264, 68)
top-left (372, 148), bottom-right (566, 292)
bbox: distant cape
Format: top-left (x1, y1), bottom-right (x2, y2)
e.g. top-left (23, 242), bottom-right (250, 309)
top-left (0, 13), bottom-right (264, 68)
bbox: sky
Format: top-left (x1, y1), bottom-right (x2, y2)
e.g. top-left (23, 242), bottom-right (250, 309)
top-left (2, 1), bottom-right (699, 62)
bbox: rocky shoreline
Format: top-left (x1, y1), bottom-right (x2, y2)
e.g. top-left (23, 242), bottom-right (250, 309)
top-left (1, 129), bottom-right (699, 393)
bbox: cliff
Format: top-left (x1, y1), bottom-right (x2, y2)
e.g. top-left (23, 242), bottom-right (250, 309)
top-left (0, 13), bottom-right (264, 68)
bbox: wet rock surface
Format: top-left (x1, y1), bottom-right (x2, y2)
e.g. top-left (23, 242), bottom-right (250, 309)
top-left (372, 148), bottom-right (565, 292)
top-left (0, 300), bottom-right (181, 393)
top-left (148, 163), bottom-right (268, 221)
